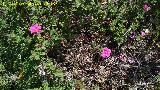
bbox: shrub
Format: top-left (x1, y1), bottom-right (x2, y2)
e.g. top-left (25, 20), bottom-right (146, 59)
top-left (0, 0), bottom-right (159, 89)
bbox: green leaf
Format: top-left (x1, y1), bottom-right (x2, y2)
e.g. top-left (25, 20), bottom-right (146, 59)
top-left (75, 0), bottom-right (83, 7)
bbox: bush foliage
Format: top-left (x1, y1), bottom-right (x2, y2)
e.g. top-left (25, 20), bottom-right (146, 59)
top-left (0, 0), bottom-right (159, 89)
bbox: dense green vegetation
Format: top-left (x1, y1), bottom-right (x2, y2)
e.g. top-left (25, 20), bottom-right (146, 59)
top-left (0, 0), bottom-right (159, 89)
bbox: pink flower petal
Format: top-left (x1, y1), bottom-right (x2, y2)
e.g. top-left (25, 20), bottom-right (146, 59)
top-left (101, 47), bottom-right (111, 58)
top-left (29, 24), bottom-right (42, 34)
top-left (143, 4), bottom-right (151, 12)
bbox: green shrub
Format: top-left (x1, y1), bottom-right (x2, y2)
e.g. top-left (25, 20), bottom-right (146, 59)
top-left (0, 0), bottom-right (159, 89)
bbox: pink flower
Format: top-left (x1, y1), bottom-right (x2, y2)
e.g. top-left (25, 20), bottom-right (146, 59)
top-left (29, 24), bottom-right (42, 34)
top-left (101, 47), bottom-right (111, 58)
top-left (143, 4), bottom-right (151, 12)
top-left (141, 31), bottom-right (146, 37)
